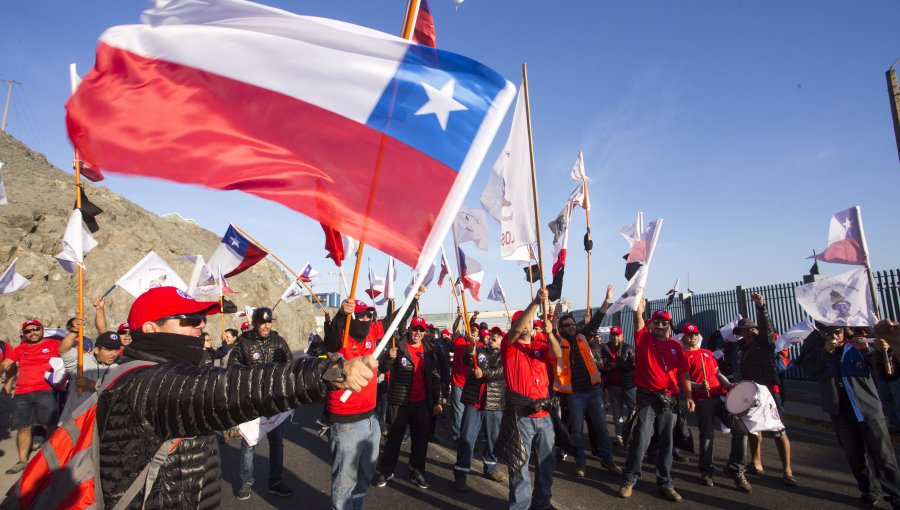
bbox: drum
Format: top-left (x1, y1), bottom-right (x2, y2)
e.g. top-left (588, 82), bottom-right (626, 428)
top-left (725, 381), bottom-right (759, 416)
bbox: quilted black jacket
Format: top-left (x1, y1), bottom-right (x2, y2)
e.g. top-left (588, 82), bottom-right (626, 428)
top-left (227, 329), bottom-right (293, 366)
top-left (380, 335), bottom-right (447, 407)
top-left (600, 342), bottom-right (635, 389)
top-left (461, 345), bottom-right (505, 411)
top-left (96, 331), bottom-right (331, 509)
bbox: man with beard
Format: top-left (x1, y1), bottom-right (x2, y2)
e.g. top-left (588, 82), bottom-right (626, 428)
top-left (680, 323), bottom-right (751, 492)
top-left (554, 285), bottom-right (622, 479)
top-left (453, 327), bottom-right (507, 492)
top-left (227, 306), bottom-right (296, 500)
top-left (0, 320), bottom-right (60, 474)
top-left (373, 315), bottom-right (447, 490)
top-left (324, 291), bottom-right (417, 510)
top-left (620, 300), bottom-right (693, 503)
top-left (84, 287), bottom-right (373, 508)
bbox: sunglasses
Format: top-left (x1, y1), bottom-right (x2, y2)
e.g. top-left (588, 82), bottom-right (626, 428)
top-left (118, 330), bottom-right (131, 335)
top-left (651, 319), bottom-right (670, 327)
top-left (158, 314), bottom-right (207, 327)
top-left (23, 328), bottom-right (42, 334)
top-left (560, 322), bottom-right (577, 328)
top-left (410, 326), bottom-right (425, 333)
top-left (358, 311), bottom-right (375, 320)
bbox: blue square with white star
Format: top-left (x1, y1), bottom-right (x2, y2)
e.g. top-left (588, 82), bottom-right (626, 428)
top-left (366, 45), bottom-right (508, 172)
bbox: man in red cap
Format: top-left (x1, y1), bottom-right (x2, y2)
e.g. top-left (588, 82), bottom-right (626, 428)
top-left (87, 286), bottom-right (375, 508)
top-left (680, 323), bottom-right (751, 491)
top-left (620, 300), bottom-right (692, 503)
top-left (0, 320), bottom-right (60, 474)
top-left (601, 324), bottom-right (635, 446)
top-left (373, 309), bottom-right (447, 491)
top-left (324, 290), bottom-right (416, 509)
top-left (495, 288), bottom-right (562, 510)
top-left (448, 309), bottom-right (481, 444)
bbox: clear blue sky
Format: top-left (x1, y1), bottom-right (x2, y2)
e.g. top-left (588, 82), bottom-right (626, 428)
top-left (2, 0), bottom-right (899, 316)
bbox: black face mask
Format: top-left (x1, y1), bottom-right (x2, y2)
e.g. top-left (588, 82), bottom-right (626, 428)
top-left (350, 319), bottom-right (372, 340)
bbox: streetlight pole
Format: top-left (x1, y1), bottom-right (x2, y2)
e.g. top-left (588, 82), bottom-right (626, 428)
top-left (886, 59), bottom-right (900, 164)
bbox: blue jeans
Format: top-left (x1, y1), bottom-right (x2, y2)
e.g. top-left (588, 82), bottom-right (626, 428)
top-left (454, 405), bottom-right (501, 479)
top-left (567, 386), bottom-right (614, 466)
top-left (450, 385), bottom-right (464, 441)
top-left (240, 422), bottom-right (284, 486)
top-left (623, 397), bottom-right (677, 489)
top-left (509, 415), bottom-right (554, 510)
top-left (330, 415), bottom-right (380, 510)
top-left (606, 386), bottom-right (636, 437)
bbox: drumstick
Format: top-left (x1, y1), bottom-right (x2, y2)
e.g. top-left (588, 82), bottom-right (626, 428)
top-left (699, 354), bottom-right (711, 398)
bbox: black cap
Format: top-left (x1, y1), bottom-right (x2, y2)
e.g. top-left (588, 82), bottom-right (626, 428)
top-left (732, 318), bottom-right (759, 332)
top-left (95, 332), bottom-right (122, 350)
top-left (252, 307), bottom-right (275, 324)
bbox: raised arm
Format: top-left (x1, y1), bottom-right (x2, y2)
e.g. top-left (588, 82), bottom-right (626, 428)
top-left (509, 289), bottom-right (547, 344)
top-left (634, 298), bottom-right (646, 333)
top-left (582, 284), bottom-right (614, 336)
top-left (751, 294), bottom-right (774, 348)
top-left (93, 296), bottom-right (109, 335)
top-left (58, 317), bottom-right (85, 356)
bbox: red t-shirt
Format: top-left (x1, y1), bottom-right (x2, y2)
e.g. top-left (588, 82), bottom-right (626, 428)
top-left (633, 327), bottom-right (688, 395)
top-left (7, 339), bottom-right (60, 395)
top-left (606, 344), bottom-right (623, 387)
top-left (326, 321), bottom-right (383, 420)
top-left (502, 338), bottom-right (553, 418)
top-left (683, 349), bottom-right (725, 400)
top-left (408, 342), bottom-right (427, 403)
top-left (451, 336), bottom-right (470, 387)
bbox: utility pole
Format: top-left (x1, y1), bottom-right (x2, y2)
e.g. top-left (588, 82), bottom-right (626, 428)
top-left (887, 60), bottom-right (900, 164)
top-left (1, 79), bottom-right (20, 132)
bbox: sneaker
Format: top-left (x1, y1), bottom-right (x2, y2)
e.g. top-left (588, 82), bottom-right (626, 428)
top-left (485, 470), bottom-right (506, 483)
top-left (601, 459), bottom-right (623, 475)
top-left (453, 478), bottom-right (469, 493)
top-left (268, 480), bottom-right (293, 497)
top-left (5, 461), bottom-right (27, 475)
top-left (613, 435), bottom-right (624, 446)
top-left (658, 487), bottom-right (683, 502)
top-left (236, 483), bottom-right (252, 500)
top-left (701, 474), bottom-right (714, 486)
top-left (620, 484), bottom-right (634, 498)
top-left (371, 472), bottom-right (392, 488)
top-left (410, 470), bottom-right (430, 489)
top-left (734, 474), bottom-right (752, 493)
top-left (575, 465), bottom-right (586, 478)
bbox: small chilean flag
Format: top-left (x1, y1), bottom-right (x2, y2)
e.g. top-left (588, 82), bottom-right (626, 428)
top-left (206, 225), bottom-right (268, 278)
top-left (458, 246), bottom-right (484, 301)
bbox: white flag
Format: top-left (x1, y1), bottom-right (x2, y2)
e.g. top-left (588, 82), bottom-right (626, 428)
top-left (775, 319), bottom-right (816, 352)
top-left (605, 265), bottom-right (649, 316)
top-left (452, 206), bottom-right (490, 251)
top-left (116, 251), bottom-right (188, 298)
top-left (480, 84), bottom-right (536, 262)
top-left (720, 314), bottom-right (744, 343)
top-left (795, 267), bottom-right (876, 327)
top-left (0, 258), bottom-right (29, 294)
top-left (570, 150), bottom-right (591, 182)
top-left (238, 411), bottom-right (293, 447)
top-left (186, 254), bottom-right (218, 297)
top-left (619, 211), bottom-right (644, 250)
top-left (376, 257), bottom-right (396, 305)
top-left (568, 183), bottom-right (589, 211)
top-left (0, 162), bottom-right (7, 206)
top-left (280, 279), bottom-right (305, 304)
top-left (55, 209), bottom-right (98, 273)
top-left (626, 218), bottom-right (663, 265)
top-left (487, 276), bottom-right (507, 304)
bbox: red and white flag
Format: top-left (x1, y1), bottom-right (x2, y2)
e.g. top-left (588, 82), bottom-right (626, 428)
top-left (377, 257), bottom-right (397, 305)
top-left (365, 262), bottom-right (385, 300)
top-left (412, 0), bottom-right (437, 48)
top-left (206, 225), bottom-right (268, 278)
top-left (457, 246), bottom-right (484, 301)
top-left (298, 262), bottom-right (319, 282)
top-left (69, 64), bottom-right (104, 182)
top-left (437, 247), bottom-right (452, 287)
top-left (808, 206), bottom-right (869, 266)
top-left (321, 223), bottom-right (358, 268)
top-left (66, 0), bottom-right (514, 273)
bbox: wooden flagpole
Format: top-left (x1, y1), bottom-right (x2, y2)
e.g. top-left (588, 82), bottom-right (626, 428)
top-left (582, 158), bottom-right (592, 317)
top-left (73, 159), bottom-right (85, 378)
top-left (521, 63), bottom-right (547, 317)
top-left (340, 0), bottom-right (422, 348)
top-left (231, 225), bottom-right (327, 314)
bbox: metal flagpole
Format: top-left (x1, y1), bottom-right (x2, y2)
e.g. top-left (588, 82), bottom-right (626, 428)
top-left (73, 159), bottom-right (85, 379)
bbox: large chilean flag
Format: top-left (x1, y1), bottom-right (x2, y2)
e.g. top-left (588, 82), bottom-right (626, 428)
top-left (66, 0), bottom-right (515, 271)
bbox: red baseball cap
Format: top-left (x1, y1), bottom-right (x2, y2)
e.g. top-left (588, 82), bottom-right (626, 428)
top-left (241, 322), bottom-right (250, 331)
top-left (354, 300), bottom-right (375, 315)
top-left (410, 317), bottom-right (427, 330)
top-left (117, 322), bottom-right (130, 333)
top-left (651, 310), bottom-right (672, 322)
top-left (479, 328), bottom-right (490, 338)
top-left (21, 320), bottom-right (43, 331)
top-left (681, 323), bottom-right (700, 335)
top-left (533, 319), bottom-right (543, 328)
top-left (441, 329), bottom-right (451, 336)
top-left (610, 325), bottom-right (623, 335)
top-left (427, 323), bottom-right (435, 329)
top-left (490, 326), bottom-right (504, 335)
top-left (128, 287), bottom-right (221, 330)
top-left (511, 310), bottom-right (524, 323)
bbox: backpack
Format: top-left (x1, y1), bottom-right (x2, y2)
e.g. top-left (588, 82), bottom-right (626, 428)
top-left (4, 360), bottom-right (180, 510)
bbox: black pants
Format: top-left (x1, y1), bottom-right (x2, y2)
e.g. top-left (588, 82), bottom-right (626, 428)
top-left (695, 397), bottom-right (747, 475)
top-left (380, 402), bottom-right (431, 475)
top-left (831, 411), bottom-right (900, 504)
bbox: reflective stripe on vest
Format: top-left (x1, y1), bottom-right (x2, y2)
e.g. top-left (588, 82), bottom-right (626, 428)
top-left (553, 335), bottom-right (602, 394)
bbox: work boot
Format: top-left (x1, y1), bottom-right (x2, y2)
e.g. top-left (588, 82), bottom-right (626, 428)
top-left (453, 477), bottom-right (469, 493)
top-left (236, 483), bottom-right (251, 500)
top-left (485, 470), bottom-right (506, 482)
top-left (601, 459), bottom-right (623, 475)
top-left (620, 484), bottom-right (634, 498)
top-left (658, 487), bottom-right (683, 502)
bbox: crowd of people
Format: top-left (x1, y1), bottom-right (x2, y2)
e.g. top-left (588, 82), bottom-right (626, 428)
top-left (2, 282), bottom-right (900, 509)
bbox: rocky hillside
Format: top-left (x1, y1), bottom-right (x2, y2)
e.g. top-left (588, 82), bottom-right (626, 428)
top-left (0, 130), bottom-right (319, 351)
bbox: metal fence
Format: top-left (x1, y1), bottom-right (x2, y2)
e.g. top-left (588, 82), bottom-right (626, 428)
top-left (570, 268), bottom-right (900, 380)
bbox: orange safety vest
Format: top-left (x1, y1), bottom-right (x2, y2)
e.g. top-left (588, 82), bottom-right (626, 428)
top-left (554, 334), bottom-right (602, 394)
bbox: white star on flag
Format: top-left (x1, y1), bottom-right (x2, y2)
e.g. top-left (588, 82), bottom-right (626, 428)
top-left (229, 236), bottom-right (240, 247)
top-left (415, 79), bottom-right (467, 130)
